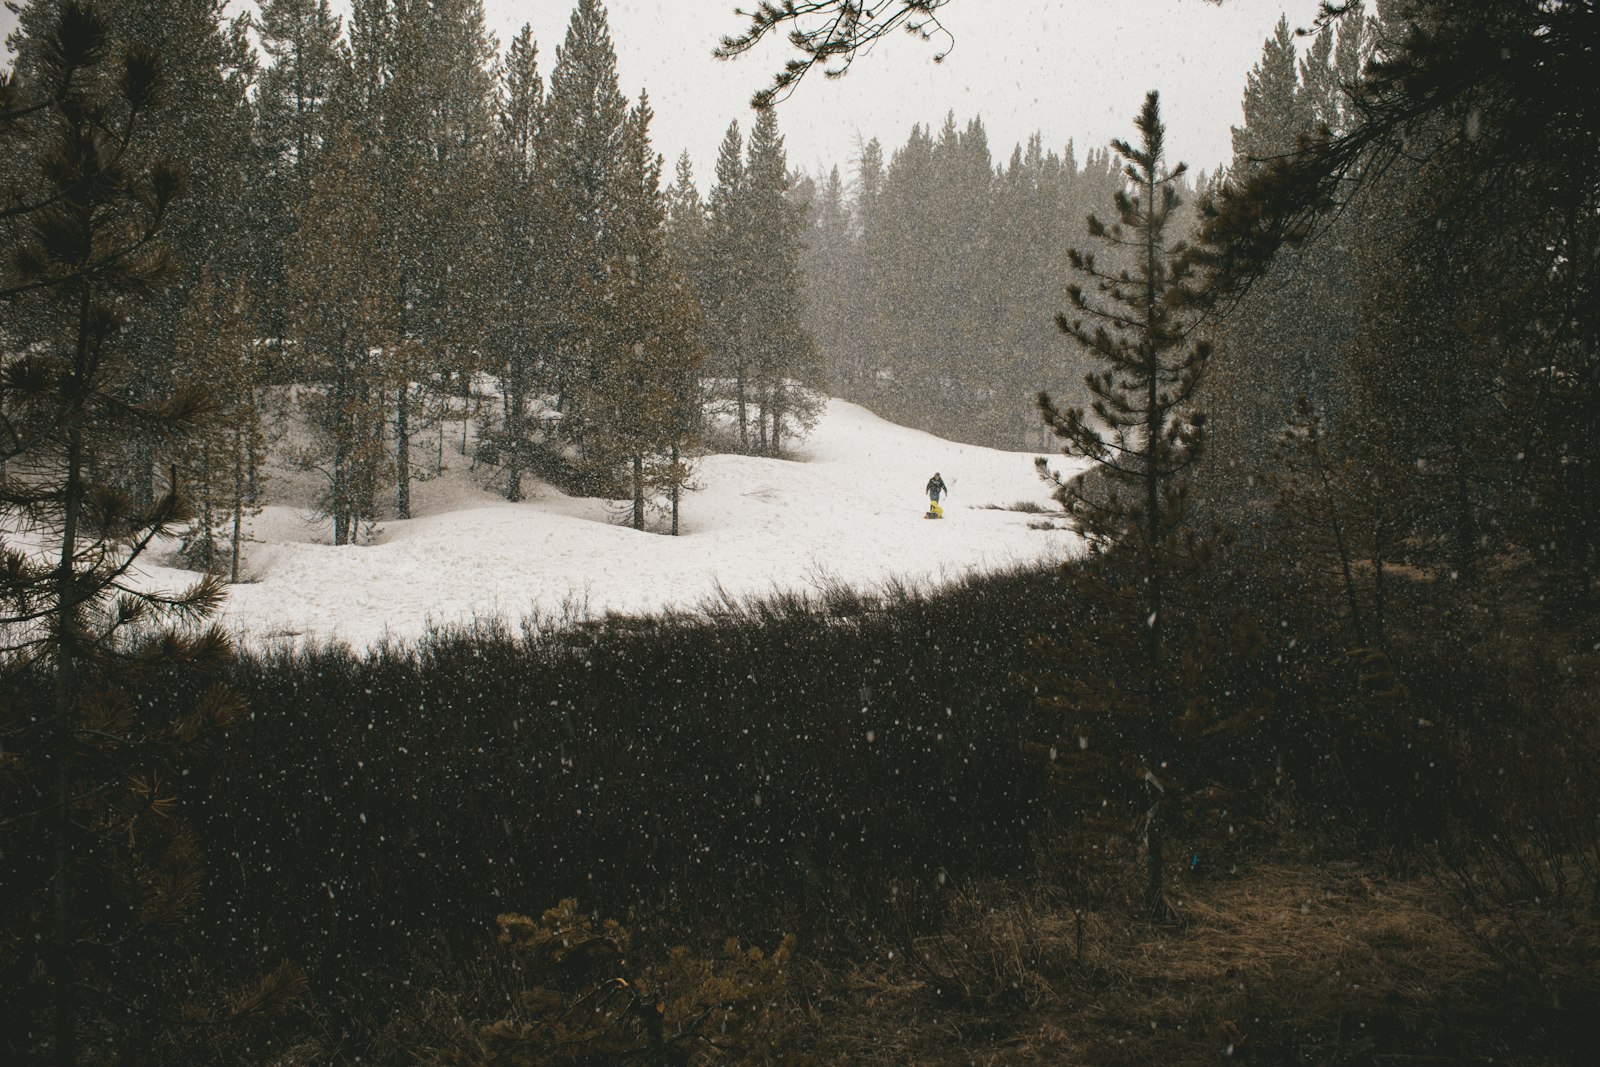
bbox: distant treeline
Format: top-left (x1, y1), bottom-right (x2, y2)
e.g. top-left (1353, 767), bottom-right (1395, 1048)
top-left (793, 120), bottom-right (1161, 450)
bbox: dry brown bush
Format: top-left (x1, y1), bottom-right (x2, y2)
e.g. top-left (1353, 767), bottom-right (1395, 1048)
top-left (793, 854), bottom-right (1596, 1066)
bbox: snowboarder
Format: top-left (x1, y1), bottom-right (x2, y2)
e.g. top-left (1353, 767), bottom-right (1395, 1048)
top-left (925, 472), bottom-right (948, 519)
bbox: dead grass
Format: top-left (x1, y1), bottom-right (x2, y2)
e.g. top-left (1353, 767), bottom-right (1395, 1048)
top-left (976, 500), bottom-right (1055, 515)
top-left (786, 855), bottom-right (1597, 1066)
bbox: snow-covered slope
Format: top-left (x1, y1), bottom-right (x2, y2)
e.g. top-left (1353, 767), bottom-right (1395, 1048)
top-left (140, 399), bottom-right (1082, 648)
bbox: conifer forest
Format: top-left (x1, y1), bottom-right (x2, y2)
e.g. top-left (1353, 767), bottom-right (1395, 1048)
top-left (2, 0), bottom-right (1598, 1063)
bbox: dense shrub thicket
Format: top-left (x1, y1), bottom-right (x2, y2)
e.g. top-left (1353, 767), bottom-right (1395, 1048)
top-left (6, 553), bottom-right (1597, 1062)
top-left (167, 569), bottom-right (1055, 987)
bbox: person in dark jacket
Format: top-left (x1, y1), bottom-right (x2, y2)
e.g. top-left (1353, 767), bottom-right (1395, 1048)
top-left (926, 473), bottom-right (948, 503)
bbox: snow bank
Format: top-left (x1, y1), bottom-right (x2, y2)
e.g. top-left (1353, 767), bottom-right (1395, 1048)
top-left (133, 399), bottom-right (1083, 648)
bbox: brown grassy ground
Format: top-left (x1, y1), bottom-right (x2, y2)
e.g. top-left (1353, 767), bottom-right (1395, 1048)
top-left (781, 854), bottom-right (1599, 1066)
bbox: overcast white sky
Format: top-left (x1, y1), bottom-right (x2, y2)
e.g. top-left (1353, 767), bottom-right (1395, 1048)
top-left (6, 0), bottom-right (1328, 184)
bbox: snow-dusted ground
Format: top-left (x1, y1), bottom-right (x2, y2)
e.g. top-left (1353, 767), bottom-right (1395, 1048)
top-left (131, 399), bottom-right (1083, 649)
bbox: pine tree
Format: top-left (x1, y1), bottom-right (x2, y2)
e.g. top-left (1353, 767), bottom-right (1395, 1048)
top-left (742, 105), bottom-right (820, 456)
top-left (586, 92), bottom-right (704, 531)
top-left (538, 0), bottom-right (629, 457)
top-left (867, 121), bottom-right (936, 424)
top-left (7, 0), bottom-right (258, 509)
top-left (854, 136), bottom-right (884, 223)
top-left (845, 136), bottom-right (886, 399)
top-left (355, 0), bottom-right (496, 519)
top-left (1176, 0), bottom-right (1600, 825)
top-left (664, 150), bottom-right (708, 284)
top-left (660, 151), bottom-right (710, 533)
top-left (172, 268), bottom-right (269, 581)
top-left (0, 8), bottom-right (295, 1059)
top-left (1231, 16), bottom-right (1307, 172)
top-left (484, 23), bottom-right (549, 502)
top-left (256, 0), bottom-right (346, 184)
top-left (798, 164), bottom-right (855, 392)
top-left (928, 113), bottom-right (993, 411)
top-left (703, 120), bottom-right (752, 447)
top-left (254, 0), bottom-right (347, 337)
top-left (1034, 92), bottom-right (1220, 919)
top-left (287, 123), bottom-right (396, 545)
top-left (1201, 11), bottom-right (1368, 519)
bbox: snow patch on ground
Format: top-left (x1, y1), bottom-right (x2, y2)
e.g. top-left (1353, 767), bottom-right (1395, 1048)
top-left (122, 399), bottom-right (1085, 649)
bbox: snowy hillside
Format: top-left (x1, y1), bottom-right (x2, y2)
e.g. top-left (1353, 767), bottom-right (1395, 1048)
top-left (134, 399), bottom-right (1082, 648)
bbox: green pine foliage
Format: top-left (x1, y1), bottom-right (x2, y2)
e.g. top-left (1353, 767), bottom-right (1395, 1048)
top-left (796, 112), bottom-right (1126, 449)
top-left (701, 119), bottom-right (754, 447)
top-left (1033, 92), bottom-right (1269, 919)
top-left (538, 0), bottom-right (630, 454)
top-left (252, 0), bottom-right (347, 340)
top-left (172, 268), bottom-right (270, 581)
top-left (1, 0), bottom-right (1595, 1055)
top-left (286, 123), bottom-right (395, 545)
top-left (0, 7), bottom-right (298, 1060)
top-left (255, 0), bottom-right (346, 184)
top-left (481, 23), bottom-right (550, 503)
top-left (698, 107), bottom-right (822, 456)
top-left (664, 149), bottom-right (710, 283)
top-left (479, 900), bottom-right (797, 1065)
top-left (1201, 8), bottom-right (1370, 516)
top-left (585, 92), bottom-right (706, 532)
top-left (743, 105), bottom-right (822, 455)
top-left (354, 0), bottom-right (498, 520)
top-left (5, 0), bottom-right (259, 510)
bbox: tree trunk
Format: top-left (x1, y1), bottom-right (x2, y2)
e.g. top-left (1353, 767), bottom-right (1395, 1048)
top-left (632, 453), bottom-right (645, 531)
top-left (51, 285), bottom-right (94, 1067)
top-left (396, 271), bottom-right (412, 520)
top-left (505, 375), bottom-right (523, 502)
top-left (246, 380), bottom-right (261, 500)
top-left (1450, 430), bottom-right (1475, 582)
top-left (231, 436), bottom-right (244, 585)
top-left (199, 501), bottom-right (215, 573)
top-left (396, 381), bottom-right (411, 520)
top-left (769, 383), bottom-right (783, 456)
top-left (1145, 785), bottom-right (1166, 921)
top-left (1314, 446), bottom-right (1367, 645)
top-left (51, 434), bottom-right (81, 1067)
top-left (1142, 163), bottom-right (1165, 922)
top-left (670, 442), bottom-right (680, 536)
top-left (736, 362), bottom-right (748, 451)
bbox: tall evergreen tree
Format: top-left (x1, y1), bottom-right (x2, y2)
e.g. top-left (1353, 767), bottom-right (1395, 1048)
top-left (1035, 92), bottom-right (1219, 920)
top-left (841, 136), bottom-right (886, 398)
top-left (355, 0), bottom-right (496, 519)
top-left (172, 268), bottom-right (269, 581)
top-left (256, 0), bottom-right (346, 181)
top-left (7, 0), bottom-right (258, 508)
top-left (868, 120), bottom-right (936, 420)
top-left (797, 164), bottom-right (855, 392)
top-left (664, 150), bottom-right (708, 284)
top-left (742, 105), bottom-right (820, 455)
top-left (660, 149), bottom-right (711, 530)
top-left (538, 0), bottom-right (629, 456)
top-left (703, 119), bottom-right (753, 446)
top-left (1202, 11), bottom-right (1368, 517)
top-left (0, 9), bottom-right (293, 1060)
top-left (1232, 16), bottom-right (1307, 172)
top-left (585, 93), bottom-right (704, 530)
top-left (484, 23), bottom-right (549, 502)
top-left (253, 0), bottom-right (347, 336)
top-left (287, 123), bottom-right (395, 545)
